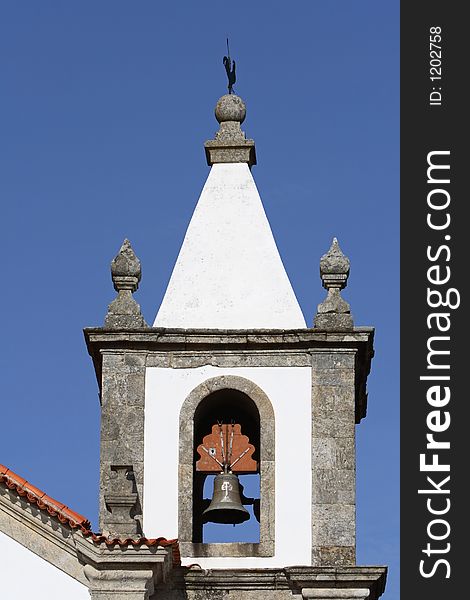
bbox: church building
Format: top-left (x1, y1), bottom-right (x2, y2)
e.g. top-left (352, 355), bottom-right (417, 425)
top-left (0, 89), bottom-right (387, 599)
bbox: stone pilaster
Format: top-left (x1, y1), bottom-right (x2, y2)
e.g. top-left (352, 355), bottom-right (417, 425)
top-left (100, 351), bottom-right (146, 534)
top-left (311, 351), bottom-right (357, 566)
top-left (99, 240), bottom-right (147, 534)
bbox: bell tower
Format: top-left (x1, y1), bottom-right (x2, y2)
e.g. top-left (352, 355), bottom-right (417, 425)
top-left (85, 91), bottom-right (387, 599)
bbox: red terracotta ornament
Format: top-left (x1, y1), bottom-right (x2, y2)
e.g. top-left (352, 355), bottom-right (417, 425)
top-left (196, 423), bottom-right (257, 473)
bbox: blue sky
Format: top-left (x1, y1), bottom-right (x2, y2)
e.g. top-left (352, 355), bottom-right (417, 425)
top-left (0, 2), bottom-right (399, 598)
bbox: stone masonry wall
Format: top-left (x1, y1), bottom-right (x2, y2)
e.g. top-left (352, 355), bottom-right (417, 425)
top-left (100, 350), bottom-right (147, 533)
top-left (311, 351), bottom-right (356, 566)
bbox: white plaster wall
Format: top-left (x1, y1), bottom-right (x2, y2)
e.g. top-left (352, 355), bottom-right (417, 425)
top-left (0, 531), bottom-right (89, 599)
top-left (153, 163), bottom-right (306, 329)
top-left (144, 366), bottom-right (312, 568)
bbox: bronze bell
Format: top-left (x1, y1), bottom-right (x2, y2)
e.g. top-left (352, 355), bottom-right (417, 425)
top-left (203, 472), bottom-right (250, 524)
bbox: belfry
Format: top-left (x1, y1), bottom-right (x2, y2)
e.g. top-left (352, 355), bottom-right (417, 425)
top-left (0, 87), bottom-right (387, 600)
top-left (86, 89), bottom-right (387, 595)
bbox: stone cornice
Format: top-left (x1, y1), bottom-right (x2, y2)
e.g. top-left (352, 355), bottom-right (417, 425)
top-left (84, 327), bottom-right (374, 347)
top-left (74, 532), bottom-right (172, 577)
top-left (167, 565), bottom-right (387, 600)
top-left (285, 566), bottom-right (387, 596)
top-left (83, 327), bottom-right (374, 422)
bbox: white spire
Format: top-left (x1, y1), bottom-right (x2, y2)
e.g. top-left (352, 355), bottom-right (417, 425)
top-left (153, 94), bottom-right (305, 329)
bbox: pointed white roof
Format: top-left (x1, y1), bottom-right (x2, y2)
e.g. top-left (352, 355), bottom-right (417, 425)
top-left (154, 93), bottom-right (305, 329)
top-left (154, 162), bottom-right (305, 329)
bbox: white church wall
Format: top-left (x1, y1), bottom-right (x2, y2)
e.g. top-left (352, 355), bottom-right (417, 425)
top-left (0, 531), bottom-right (89, 599)
top-left (144, 365), bottom-right (312, 568)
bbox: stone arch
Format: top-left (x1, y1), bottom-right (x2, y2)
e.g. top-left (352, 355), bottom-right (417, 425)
top-left (178, 375), bottom-right (275, 557)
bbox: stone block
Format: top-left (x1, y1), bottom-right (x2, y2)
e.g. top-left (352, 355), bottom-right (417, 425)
top-left (312, 504), bottom-right (355, 547)
top-left (312, 413), bottom-right (355, 439)
top-left (312, 388), bottom-right (336, 416)
top-left (314, 313), bottom-right (354, 331)
top-left (186, 588), bottom-right (229, 600)
top-left (311, 353), bottom-right (356, 370)
top-left (101, 373), bottom-right (129, 405)
top-left (312, 368), bottom-right (355, 386)
top-left (178, 463), bottom-right (193, 540)
top-left (312, 437), bottom-right (355, 470)
top-left (101, 413), bottom-right (121, 442)
top-left (311, 545), bottom-right (356, 566)
top-left (302, 588), bottom-right (368, 599)
top-left (102, 353), bottom-right (125, 367)
top-left (145, 354), bottom-right (171, 368)
top-left (126, 373), bottom-right (146, 406)
top-left (312, 469), bottom-right (355, 505)
top-left (312, 385), bottom-right (355, 419)
top-left (205, 376), bottom-right (254, 397)
top-left (100, 438), bottom-right (144, 466)
top-left (124, 353), bottom-right (147, 367)
top-left (335, 438), bottom-right (355, 470)
top-left (120, 437), bottom-right (145, 462)
top-left (228, 592), bottom-right (293, 600)
top-left (101, 406), bottom-right (144, 441)
top-left (312, 438), bottom-right (336, 469)
top-left (261, 420), bottom-right (276, 461)
top-left (169, 354), bottom-right (206, 369)
top-left (260, 460), bottom-right (275, 545)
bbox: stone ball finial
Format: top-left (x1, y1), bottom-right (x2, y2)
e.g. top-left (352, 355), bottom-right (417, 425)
top-left (111, 239), bottom-right (142, 293)
top-left (215, 94), bottom-right (246, 124)
top-left (205, 93), bottom-right (255, 167)
top-left (319, 237), bottom-right (350, 290)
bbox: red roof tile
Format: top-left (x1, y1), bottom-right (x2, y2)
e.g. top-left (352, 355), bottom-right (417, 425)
top-left (0, 464), bottom-right (90, 528)
top-left (0, 463), bottom-right (180, 564)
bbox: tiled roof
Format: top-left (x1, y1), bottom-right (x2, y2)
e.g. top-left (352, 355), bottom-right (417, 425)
top-left (0, 463), bottom-right (180, 563)
top-left (0, 464), bottom-right (90, 528)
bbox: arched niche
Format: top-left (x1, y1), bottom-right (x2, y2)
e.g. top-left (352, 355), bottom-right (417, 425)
top-left (178, 375), bottom-right (275, 558)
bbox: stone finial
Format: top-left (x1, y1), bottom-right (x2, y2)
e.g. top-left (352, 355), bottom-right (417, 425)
top-left (204, 94), bottom-right (256, 167)
top-left (215, 94), bottom-right (246, 124)
top-left (104, 465), bottom-right (140, 536)
top-left (314, 238), bottom-right (354, 330)
top-left (105, 239), bottom-right (147, 328)
top-left (111, 238), bottom-right (141, 292)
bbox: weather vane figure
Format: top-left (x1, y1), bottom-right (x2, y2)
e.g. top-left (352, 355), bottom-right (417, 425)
top-left (223, 38), bottom-right (236, 94)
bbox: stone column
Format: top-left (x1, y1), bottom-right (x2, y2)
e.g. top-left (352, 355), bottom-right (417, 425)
top-left (100, 350), bottom-right (146, 534)
top-left (100, 239), bottom-right (147, 534)
top-left (311, 237), bottom-right (357, 565)
top-left (311, 349), bottom-right (357, 566)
